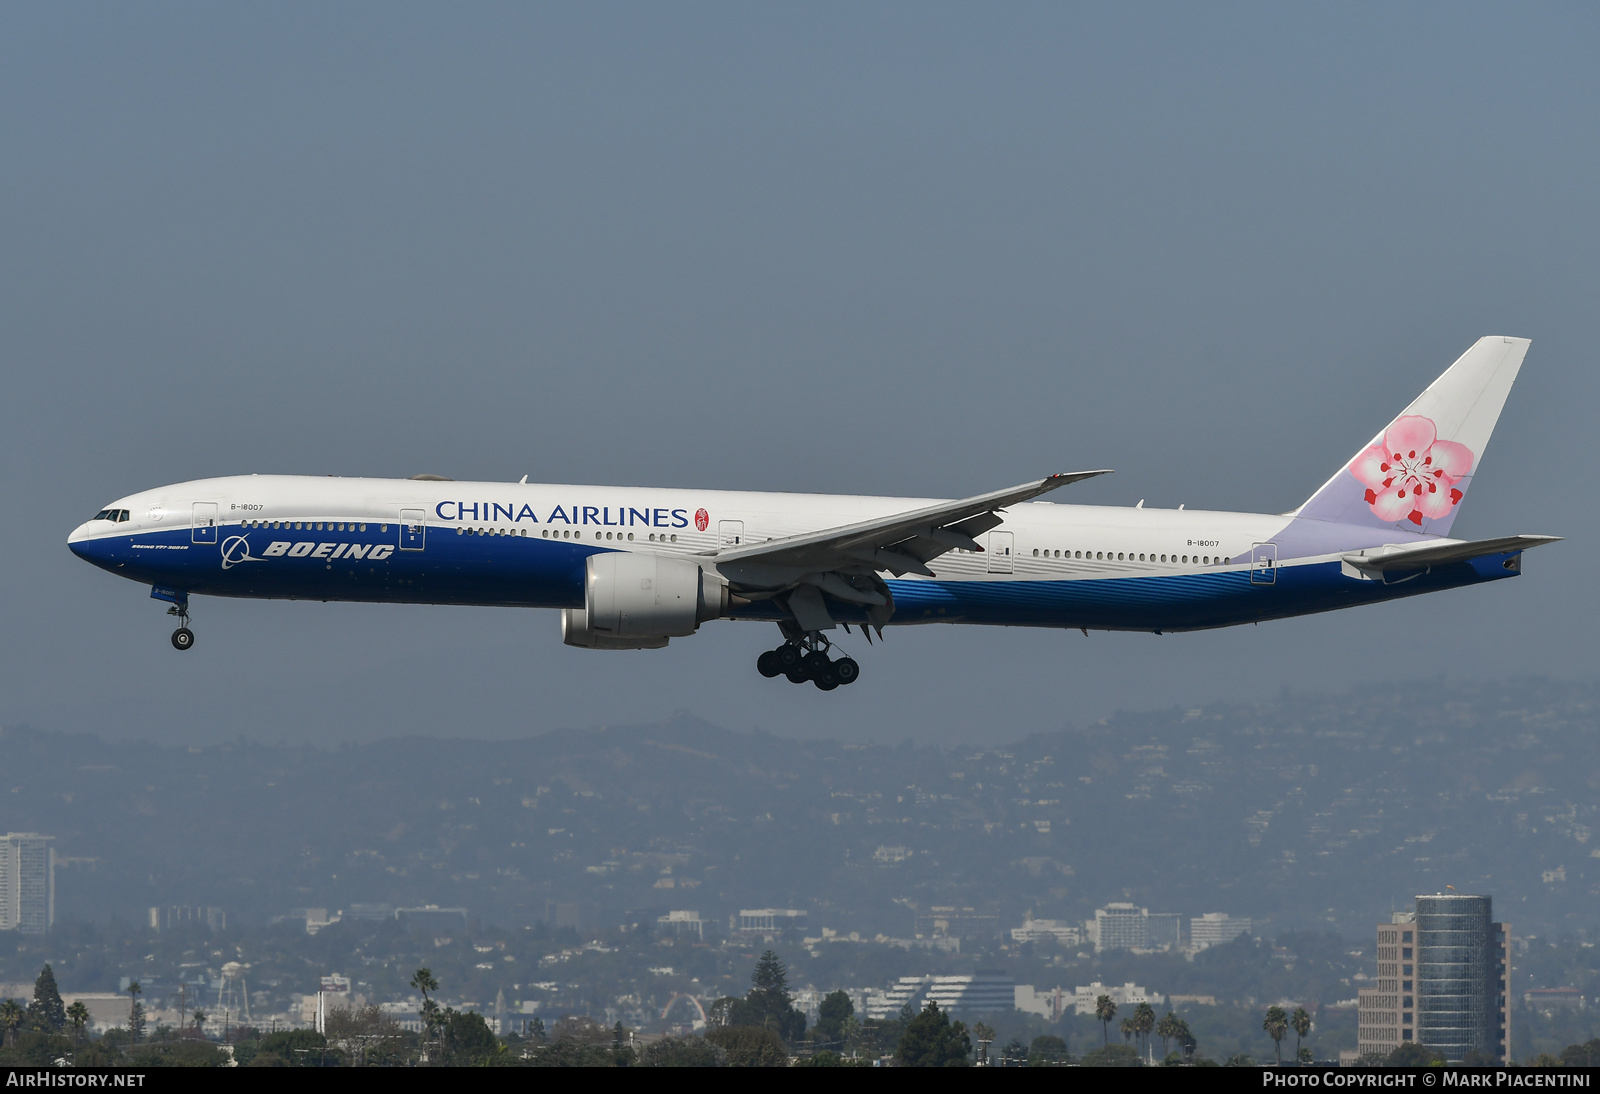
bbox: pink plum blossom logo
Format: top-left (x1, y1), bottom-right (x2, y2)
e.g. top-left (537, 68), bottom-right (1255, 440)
top-left (1349, 415), bottom-right (1474, 526)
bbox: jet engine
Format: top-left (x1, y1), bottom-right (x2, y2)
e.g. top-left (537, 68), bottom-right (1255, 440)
top-left (561, 551), bottom-right (731, 649)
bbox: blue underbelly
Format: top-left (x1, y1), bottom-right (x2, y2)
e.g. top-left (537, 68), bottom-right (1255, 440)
top-left (85, 528), bottom-right (1518, 628)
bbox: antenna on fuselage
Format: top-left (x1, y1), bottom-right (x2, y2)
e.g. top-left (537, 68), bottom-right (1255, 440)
top-left (519, 475), bottom-right (528, 484)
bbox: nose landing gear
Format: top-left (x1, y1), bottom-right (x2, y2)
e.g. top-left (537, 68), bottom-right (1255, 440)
top-left (164, 599), bottom-right (195, 652)
top-left (755, 630), bottom-right (859, 690)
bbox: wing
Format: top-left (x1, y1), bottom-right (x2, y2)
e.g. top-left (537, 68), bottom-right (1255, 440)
top-left (1341, 533), bottom-right (1560, 572)
top-left (712, 470), bottom-right (1111, 630)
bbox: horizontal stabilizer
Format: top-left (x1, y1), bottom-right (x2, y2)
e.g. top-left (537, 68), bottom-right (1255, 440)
top-left (1341, 534), bottom-right (1560, 572)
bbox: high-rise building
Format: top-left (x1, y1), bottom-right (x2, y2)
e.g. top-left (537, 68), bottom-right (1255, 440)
top-left (1190, 912), bottom-right (1251, 950)
top-left (0, 833), bottom-right (54, 934)
top-left (1357, 895), bottom-right (1511, 1063)
top-left (1092, 903), bottom-right (1147, 951)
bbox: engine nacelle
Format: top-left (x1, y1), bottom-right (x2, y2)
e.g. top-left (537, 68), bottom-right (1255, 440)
top-left (561, 552), bottom-right (729, 649)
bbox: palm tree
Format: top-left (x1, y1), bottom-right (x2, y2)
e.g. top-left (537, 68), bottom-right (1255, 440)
top-left (1095, 994), bottom-right (1117, 1046)
top-left (0, 999), bottom-right (23, 1048)
top-left (1119, 1016), bottom-right (1135, 1045)
top-left (410, 968), bottom-right (442, 1057)
top-left (1263, 1005), bottom-right (1289, 1065)
top-left (1286, 1004), bottom-right (1312, 1062)
top-left (193, 1010), bottom-right (207, 1039)
top-left (1156, 1011), bottom-right (1183, 1059)
top-left (1133, 1001), bottom-right (1156, 1060)
top-left (1290, 1007), bottom-right (1312, 1064)
top-left (66, 1001), bottom-right (90, 1051)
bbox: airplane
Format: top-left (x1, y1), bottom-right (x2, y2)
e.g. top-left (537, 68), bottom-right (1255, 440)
top-left (68, 336), bottom-right (1557, 690)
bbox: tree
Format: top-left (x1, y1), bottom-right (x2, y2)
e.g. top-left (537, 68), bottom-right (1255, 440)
top-left (0, 1000), bottom-right (23, 1048)
top-left (1080, 1043), bottom-right (1141, 1067)
top-left (1384, 1042), bottom-right (1445, 1066)
top-left (1028, 1034), bottom-right (1069, 1066)
top-left (1561, 1040), bottom-right (1600, 1067)
top-left (193, 1010), bottom-right (206, 1039)
top-left (441, 1010), bottom-right (501, 1065)
top-left (410, 968), bottom-right (442, 1056)
top-left (1094, 994), bottom-right (1117, 1046)
top-left (1262, 1005), bottom-right (1288, 1065)
top-left (744, 951), bottom-right (805, 1042)
top-left (1000, 1038), bottom-right (1027, 1066)
top-left (127, 981), bottom-right (146, 1044)
top-left (705, 1025), bottom-right (787, 1067)
top-left (611, 1021), bottom-right (634, 1067)
top-left (1119, 1016), bottom-right (1135, 1045)
top-left (1156, 1011), bottom-right (1183, 1059)
top-left (814, 990), bottom-right (853, 1046)
top-left (66, 1001), bottom-right (90, 1050)
top-left (638, 1036), bottom-right (727, 1067)
top-left (894, 1001), bottom-right (970, 1067)
top-left (971, 1022), bottom-right (994, 1065)
top-left (30, 965), bottom-right (66, 1033)
top-left (1290, 1007), bottom-right (1311, 1063)
top-left (1133, 1001), bottom-right (1156, 1058)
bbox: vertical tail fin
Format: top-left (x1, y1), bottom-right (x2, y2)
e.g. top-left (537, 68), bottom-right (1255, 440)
top-left (1295, 336), bottom-right (1530, 536)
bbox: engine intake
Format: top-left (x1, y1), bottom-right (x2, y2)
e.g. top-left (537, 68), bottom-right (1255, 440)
top-left (561, 552), bottom-right (729, 649)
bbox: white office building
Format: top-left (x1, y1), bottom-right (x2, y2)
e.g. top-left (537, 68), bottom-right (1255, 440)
top-left (0, 834), bottom-right (54, 934)
top-left (1011, 918), bottom-right (1084, 946)
top-left (1190, 913), bottom-right (1252, 950)
top-left (1070, 981), bottom-right (1163, 1016)
top-left (866, 972), bottom-right (1016, 1019)
top-left (1091, 903), bottom-right (1147, 951)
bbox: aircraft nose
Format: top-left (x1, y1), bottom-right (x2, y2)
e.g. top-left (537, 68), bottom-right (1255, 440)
top-left (68, 522), bottom-right (115, 567)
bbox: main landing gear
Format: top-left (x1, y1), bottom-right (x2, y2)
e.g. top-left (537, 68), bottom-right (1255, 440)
top-left (756, 632), bottom-right (859, 691)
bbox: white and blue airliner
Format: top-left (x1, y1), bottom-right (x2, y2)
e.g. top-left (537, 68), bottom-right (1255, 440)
top-left (69, 336), bottom-right (1556, 689)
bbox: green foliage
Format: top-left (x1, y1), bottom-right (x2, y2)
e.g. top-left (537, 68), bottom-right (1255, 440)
top-left (128, 1040), bottom-right (229, 1067)
top-left (250, 1028), bottom-right (332, 1066)
top-left (0, 1031), bottom-right (75, 1065)
top-left (1561, 1039), bottom-right (1600, 1067)
top-left (743, 951), bottom-right (806, 1042)
top-left (1094, 993), bottom-right (1117, 1044)
top-left (794, 1049), bottom-right (870, 1067)
top-left (1383, 1042), bottom-right (1445, 1067)
top-left (441, 1009), bottom-right (502, 1064)
top-left (894, 1001), bottom-right (971, 1068)
top-left (526, 1040), bottom-right (618, 1067)
top-left (0, 1000), bottom-right (24, 1048)
top-left (1262, 1005), bottom-right (1289, 1065)
top-left (814, 989), bottom-right (854, 1044)
top-left (706, 1025), bottom-right (788, 1067)
top-left (1080, 1043), bottom-right (1141, 1067)
top-left (638, 1035), bottom-right (727, 1067)
top-left (1028, 1034), bottom-right (1070, 1066)
top-left (29, 966), bottom-right (65, 1033)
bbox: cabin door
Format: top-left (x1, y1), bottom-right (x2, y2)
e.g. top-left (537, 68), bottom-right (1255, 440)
top-left (191, 502), bottom-right (218, 544)
top-left (399, 509), bottom-right (426, 551)
top-left (987, 531), bottom-right (1014, 573)
top-left (1250, 542), bottom-right (1277, 584)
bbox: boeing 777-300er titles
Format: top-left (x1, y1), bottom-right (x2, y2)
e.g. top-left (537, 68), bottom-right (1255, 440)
top-left (69, 336), bottom-right (1558, 690)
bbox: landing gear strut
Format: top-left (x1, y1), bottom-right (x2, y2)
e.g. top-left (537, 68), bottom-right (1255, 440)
top-left (167, 604), bottom-right (195, 651)
top-left (756, 629), bottom-right (859, 690)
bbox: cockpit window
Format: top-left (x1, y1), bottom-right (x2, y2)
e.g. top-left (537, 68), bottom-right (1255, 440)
top-left (93, 510), bottom-right (111, 521)
top-left (94, 509), bottom-right (131, 522)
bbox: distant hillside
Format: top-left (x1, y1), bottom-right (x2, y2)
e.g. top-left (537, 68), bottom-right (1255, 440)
top-left (2, 677), bottom-right (1596, 936)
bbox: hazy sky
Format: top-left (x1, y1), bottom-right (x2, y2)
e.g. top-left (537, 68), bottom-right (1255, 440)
top-left (3, 3), bottom-right (1595, 747)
